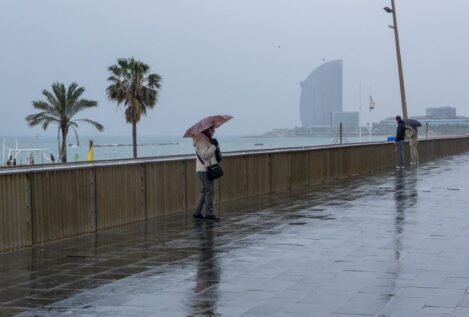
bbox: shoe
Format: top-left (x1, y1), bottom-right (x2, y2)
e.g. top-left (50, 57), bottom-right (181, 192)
top-left (193, 213), bottom-right (205, 219)
top-left (205, 215), bottom-right (220, 221)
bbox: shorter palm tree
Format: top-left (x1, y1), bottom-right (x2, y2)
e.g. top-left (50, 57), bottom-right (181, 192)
top-left (26, 82), bottom-right (104, 162)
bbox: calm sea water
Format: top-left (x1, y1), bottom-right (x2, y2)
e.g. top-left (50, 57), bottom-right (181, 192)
top-left (1, 134), bottom-right (388, 165)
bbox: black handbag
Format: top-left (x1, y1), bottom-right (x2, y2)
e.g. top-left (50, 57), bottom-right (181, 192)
top-left (207, 164), bottom-right (224, 180)
top-left (196, 152), bottom-right (224, 180)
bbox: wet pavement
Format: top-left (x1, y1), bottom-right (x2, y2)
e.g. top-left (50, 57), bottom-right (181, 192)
top-left (2, 154), bottom-right (469, 316)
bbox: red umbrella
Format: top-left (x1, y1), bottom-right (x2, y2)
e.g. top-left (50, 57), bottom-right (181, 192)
top-left (183, 115), bottom-right (233, 138)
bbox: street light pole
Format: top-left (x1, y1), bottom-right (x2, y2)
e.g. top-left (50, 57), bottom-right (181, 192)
top-left (385, 0), bottom-right (408, 119)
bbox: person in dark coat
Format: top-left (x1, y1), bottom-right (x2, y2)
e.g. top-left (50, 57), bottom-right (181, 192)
top-left (395, 115), bottom-right (406, 169)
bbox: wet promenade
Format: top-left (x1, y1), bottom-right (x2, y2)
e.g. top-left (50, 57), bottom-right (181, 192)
top-left (2, 154), bottom-right (469, 316)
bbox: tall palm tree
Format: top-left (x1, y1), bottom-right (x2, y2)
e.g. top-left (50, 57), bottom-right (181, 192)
top-left (26, 82), bottom-right (104, 163)
top-left (106, 57), bottom-right (162, 158)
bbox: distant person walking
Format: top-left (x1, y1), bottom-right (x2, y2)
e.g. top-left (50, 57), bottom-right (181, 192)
top-left (192, 126), bottom-right (221, 221)
top-left (406, 126), bottom-right (419, 166)
top-left (395, 115), bottom-right (406, 169)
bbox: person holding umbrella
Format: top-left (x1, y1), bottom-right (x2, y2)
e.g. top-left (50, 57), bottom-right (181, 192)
top-left (403, 118), bottom-right (422, 166)
top-left (184, 115), bottom-right (233, 221)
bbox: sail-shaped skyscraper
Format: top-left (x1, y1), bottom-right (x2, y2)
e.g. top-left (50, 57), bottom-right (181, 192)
top-left (300, 60), bottom-right (343, 127)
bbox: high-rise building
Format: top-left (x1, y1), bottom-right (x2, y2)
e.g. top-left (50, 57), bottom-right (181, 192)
top-left (299, 60), bottom-right (343, 127)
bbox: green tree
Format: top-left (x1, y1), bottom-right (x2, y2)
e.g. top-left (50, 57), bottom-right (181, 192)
top-left (26, 82), bottom-right (104, 162)
top-left (106, 58), bottom-right (162, 158)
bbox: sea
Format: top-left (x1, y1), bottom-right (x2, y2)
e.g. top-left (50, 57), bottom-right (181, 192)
top-left (1, 134), bottom-right (388, 165)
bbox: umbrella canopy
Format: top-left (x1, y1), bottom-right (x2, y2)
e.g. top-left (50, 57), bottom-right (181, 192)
top-left (183, 114), bottom-right (233, 138)
top-left (403, 118), bottom-right (422, 128)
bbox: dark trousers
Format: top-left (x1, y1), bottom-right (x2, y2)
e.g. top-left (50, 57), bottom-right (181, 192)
top-left (396, 140), bottom-right (405, 167)
top-left (194, 172), bottom-right (214, 216)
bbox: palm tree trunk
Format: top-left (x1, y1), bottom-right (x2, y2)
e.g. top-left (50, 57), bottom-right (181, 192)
top-left (61, 128), bottom-right (68, 163)
top-left (132, 120), bottom-right (137, 158)
top-left (57, 127), bottom-right (61, 161)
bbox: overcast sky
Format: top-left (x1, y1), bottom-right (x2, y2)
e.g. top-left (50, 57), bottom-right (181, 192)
top-left (1, 0), bottom-right (468, 137)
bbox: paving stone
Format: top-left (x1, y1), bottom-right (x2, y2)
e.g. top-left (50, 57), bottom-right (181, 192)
top-left (416, 305), bottom-right (454, 316)
top-left (452, 306), bottom-right (469, 317)
top-left (0, 308), bottom-right (29, 317)
top-left (425, 289), bottom-right (465, 308)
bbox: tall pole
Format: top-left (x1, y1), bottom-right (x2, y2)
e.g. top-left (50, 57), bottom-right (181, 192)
top-left (369, 94), bottom-right (375, 141)
top-left (369, 107), bottom-right (372, 141)
top-left (339, 122), bottom-right (343, 145)
top-left (391, 0), bottom-right (408, 119)
top-left (359, 84), bottom-right (362, 142)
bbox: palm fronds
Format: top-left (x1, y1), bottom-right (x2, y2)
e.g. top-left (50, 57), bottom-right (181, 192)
top-left (26, 82), bottom-right (103, 162)
top-left (106, 57), bottom-right (162, 158)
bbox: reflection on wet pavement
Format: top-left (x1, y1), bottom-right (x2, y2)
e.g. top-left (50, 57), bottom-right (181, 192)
top-left (2, 154), bottom-right (469, 316)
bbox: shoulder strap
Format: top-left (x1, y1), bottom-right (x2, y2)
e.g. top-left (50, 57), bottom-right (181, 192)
top-left (196, 151), bottom-right (205, 165)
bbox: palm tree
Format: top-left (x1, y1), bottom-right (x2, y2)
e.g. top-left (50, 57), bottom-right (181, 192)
top-left (26, 82), bottom-right (104, 163)
top-left (106, 58), bottom-right (162, 158)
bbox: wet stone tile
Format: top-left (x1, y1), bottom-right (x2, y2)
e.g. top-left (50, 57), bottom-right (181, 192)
top-left (15, 274), bottom-right (83, 291)
top-left (0, 308), bottom-right (29, 317)
top-left (452, 307), bottom-right (469, 317)
top-left (64, 265), bottom-right (114, 276)
top-left (116, 251), bottom-right (165, 260)
top-left (3, 297), bottom-right (57, 309)
top-left (60, 278), bottom-right (109, 290)
top-left (2, 270), bottom-right (62, 286)
top-left (95, 258), bottom-right (143, 267)
top-left (30, 288), bottom-right (79, 301)
top-left (110, 266), bottom-right (151, 275)
top-left (53, 263), bottom-right (87, 271)
top-left (0, 288), bottom-right (45, 304)
top-left (122, 257), bottom-right (168, 267)
top-left (92, 272), bottom-right (130, 281)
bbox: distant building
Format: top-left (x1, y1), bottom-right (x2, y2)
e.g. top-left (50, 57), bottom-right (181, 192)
top-left (426, 106), bottom-right (456, 118)
top-left (375, 106), bottom-right (469, 135)
top-left (332, 111), bottom-right (359, 129)
top-left (300, 60), bottom-right (343, 127)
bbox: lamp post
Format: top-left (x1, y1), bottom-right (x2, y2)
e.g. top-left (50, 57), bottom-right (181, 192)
top-left (384, 0), bottom-right (408, 119)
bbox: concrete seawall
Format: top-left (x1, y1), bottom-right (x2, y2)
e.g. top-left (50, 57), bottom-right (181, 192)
top-left (1, 137), bottom-right (469, 252)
